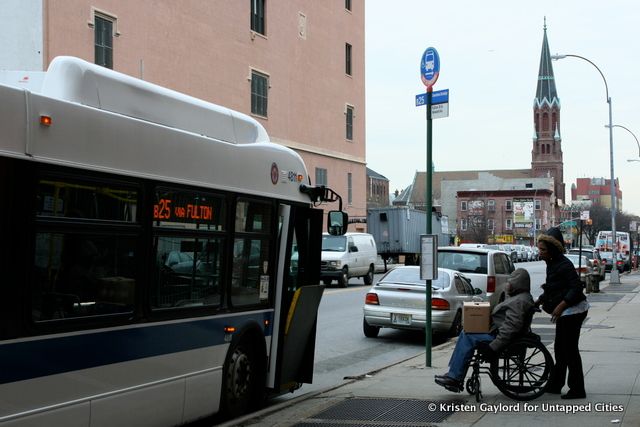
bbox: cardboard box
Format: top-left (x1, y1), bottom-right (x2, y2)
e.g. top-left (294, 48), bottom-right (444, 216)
top-left (463, 302), bottom-right (491, 333)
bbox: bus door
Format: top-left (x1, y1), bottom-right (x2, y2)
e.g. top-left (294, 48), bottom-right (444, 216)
top-left (269, 204), bottom-right (323, 392)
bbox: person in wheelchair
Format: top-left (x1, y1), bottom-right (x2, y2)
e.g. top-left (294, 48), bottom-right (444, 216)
top-left (435, 268), bottom-right (534, 392)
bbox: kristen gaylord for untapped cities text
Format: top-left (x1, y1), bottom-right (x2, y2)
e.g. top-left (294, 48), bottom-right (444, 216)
top-left (437, 402), bottom-right (624, 414)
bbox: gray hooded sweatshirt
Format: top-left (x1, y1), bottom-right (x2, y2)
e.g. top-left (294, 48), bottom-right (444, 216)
top-left (488, 268), bottom-right (535, 352)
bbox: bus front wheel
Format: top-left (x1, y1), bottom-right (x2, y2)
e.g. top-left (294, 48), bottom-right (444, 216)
top-left (222, 339), bottom-right (263, 418)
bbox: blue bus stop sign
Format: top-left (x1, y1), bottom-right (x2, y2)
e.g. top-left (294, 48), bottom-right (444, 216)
top-left (420, 47), bottom-right (440, 89)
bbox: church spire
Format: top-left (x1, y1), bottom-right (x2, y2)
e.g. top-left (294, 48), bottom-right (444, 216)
top-left (532, 19), bottom-right (565, 209)
top-left (535, 18), bottom-right (559, 107)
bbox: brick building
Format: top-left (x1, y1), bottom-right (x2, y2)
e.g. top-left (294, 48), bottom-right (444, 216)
top-left (366, 167), bottom-right (389, 209)
top-left (1, 0), bottom-right (366, 223)
top-left (456, 188), bottom-right (554, 245)
top-left (571, 177), bottom-right (623, 210)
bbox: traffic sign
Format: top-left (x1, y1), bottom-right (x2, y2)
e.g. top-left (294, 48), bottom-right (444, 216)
top-left (430, 103), bottom-right (449, 119)
top-left (415, 89), bottom-right (449, 107)
top-left (420, 47), bottom-right (440, 89)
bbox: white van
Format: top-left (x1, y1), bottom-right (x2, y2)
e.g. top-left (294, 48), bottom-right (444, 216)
top-left (321, 232), bottom-right (378, 287)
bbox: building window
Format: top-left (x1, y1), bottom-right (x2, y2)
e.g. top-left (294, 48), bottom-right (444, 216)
top-left (536, 218), bottom-right (542, 230)
top-left (315, 168), bottom-right (327, 186)
top-left (251, 0), bottom-right (266, 35)
top-left (535, 199), bottom-right (541, 210)
top-left (506, 219), bottom-right (513, 230)
top-left (347, 173), bottom-right (353, 205)
top-left (94, 14), bottom-right (114, 69)
top-left (345, 43), bottom-right (352, 76)
top-left (345, 0), bottom-right (352, 11)
top-left (346, 105), bottom-right (354, 140)
top-left (461, 201), bottom-right (467, 211)
top-left (505, 200), bottom-right (512, 211)
top-left (487, 219), bottom-right (495, 231)
top-left (487, 199), bottom-right (495, 212)
top-left (251, 71), bottom-right (268, 117)
top-left (461, 219), bottom-right (467, 231)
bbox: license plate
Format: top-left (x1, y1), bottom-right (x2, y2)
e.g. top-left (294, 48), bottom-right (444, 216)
top-left (392, 313), bottom-right (411, 326)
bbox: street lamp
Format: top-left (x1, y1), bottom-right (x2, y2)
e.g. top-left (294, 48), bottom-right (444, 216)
top-left (608, 124), bottom-right (640, 157)
top-left (551, 53), bottom-right (620, 284)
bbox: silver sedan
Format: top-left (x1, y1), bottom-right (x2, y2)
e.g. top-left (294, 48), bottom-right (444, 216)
top-left (362, 266), bottom-right (482, 338)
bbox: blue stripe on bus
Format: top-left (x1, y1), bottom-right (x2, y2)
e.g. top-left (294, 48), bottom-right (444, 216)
top-left (0, 312), bottom-right (273, 384)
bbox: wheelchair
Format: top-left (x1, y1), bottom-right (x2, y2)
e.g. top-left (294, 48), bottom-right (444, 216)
top-left (464, 312), bottom-right (554, 402)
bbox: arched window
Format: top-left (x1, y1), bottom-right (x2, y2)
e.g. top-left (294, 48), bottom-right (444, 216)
top-left (542, 113), bottom-right (549, 131)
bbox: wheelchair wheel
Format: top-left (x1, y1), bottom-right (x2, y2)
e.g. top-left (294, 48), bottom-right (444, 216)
top-left (490, 336), bottom-right (554, 401)
top-left (466, 376), bottom-right (482, 402)
top-left (465, 376), bottom-right (478, 395)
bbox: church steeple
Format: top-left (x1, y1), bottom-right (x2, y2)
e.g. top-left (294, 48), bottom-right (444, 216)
top-left (535, 18), bottom-right (560, 108)
top-left (531, 19), bottom-right (565, 208)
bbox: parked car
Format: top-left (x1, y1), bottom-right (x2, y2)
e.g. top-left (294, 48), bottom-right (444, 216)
top-left (600, 251), bottom-right (624, 274)
top-left (362, 266), bottom-right (482, 338)
top-left (531, 246), bottom-right (539, 261)
top-left (513, 245), bottom-right (528, 262)
top-left (501, 244), bottom-right (519, 263)
top-left (320, 232), bottom-right (378, 287)
top-left (566, 253), bottom-right (598, 289)
top-left (437, 246), bottom-right (514, 307)
top-left (485, 244), bottom-right (518, 264)
top-left (568, 248), bottom-right (605, 281)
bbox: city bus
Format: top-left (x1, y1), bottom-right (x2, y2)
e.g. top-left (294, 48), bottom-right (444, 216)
top-left (0, 56), bottom-right (346, 426)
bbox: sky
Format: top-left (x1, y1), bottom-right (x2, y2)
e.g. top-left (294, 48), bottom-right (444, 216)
top-left (365, 0), bottom-right (640, 217)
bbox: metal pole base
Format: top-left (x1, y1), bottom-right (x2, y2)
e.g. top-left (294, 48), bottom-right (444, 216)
top-left (609, 269), bottom-right (621, 285)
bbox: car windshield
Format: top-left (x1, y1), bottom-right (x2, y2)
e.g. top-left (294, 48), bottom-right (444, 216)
top-left (378, 268), bottom-right (450, 289)
top-left (438, 251), bottom-right (488, 274)
top-left (322, 235), bottom-right (346, 251)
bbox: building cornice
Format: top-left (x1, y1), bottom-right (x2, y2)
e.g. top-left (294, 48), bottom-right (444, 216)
top-left (272, 137), bottom-right (366, 165)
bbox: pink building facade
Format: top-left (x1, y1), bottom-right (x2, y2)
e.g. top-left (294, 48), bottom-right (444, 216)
top-left (9, 1), bottom-right (366, 226)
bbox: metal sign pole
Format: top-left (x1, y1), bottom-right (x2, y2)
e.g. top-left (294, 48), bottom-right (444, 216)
top-left (419, 46), bottom-right (441, 368)
top-left (425, 87), bottom-right (433, 367)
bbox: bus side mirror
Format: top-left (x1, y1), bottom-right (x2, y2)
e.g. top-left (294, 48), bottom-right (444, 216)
top-left (328, 211), bottom-right (348, 235)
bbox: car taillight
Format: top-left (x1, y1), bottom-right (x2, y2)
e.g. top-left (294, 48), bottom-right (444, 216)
top-left (617, 260), bottom-right (623, 266)
top-left (577, 267), bottom-right (587, 274)
top-left (431, 298), bottom-right (450, 310)
top-left (487, 276), bottom-right (496, 293)
top-left (365, 293), bottom-right (380, 305)
top-left (593, 260), bottom-right (599, 265)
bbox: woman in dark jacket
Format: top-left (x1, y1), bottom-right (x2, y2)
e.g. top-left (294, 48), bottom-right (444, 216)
top-left (535, 227), bottom-right (589, 399)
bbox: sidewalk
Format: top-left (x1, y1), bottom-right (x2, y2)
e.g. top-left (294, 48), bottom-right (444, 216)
top-left (225, 271), bottom-right (640, 427)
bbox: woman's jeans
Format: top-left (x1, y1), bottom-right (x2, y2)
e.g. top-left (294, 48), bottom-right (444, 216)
top-left (447, 330), bottom-right (494, 381)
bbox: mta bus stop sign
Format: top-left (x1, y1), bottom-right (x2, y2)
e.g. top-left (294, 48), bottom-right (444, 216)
top-left (420, 47), bottom-right (440, 89)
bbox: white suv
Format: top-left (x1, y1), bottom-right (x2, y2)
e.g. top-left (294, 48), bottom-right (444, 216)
top-left (437, 247), bottom-right (515, 307)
